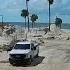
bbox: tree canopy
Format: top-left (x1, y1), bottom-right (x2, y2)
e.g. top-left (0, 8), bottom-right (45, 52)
top-left (31, 14), bottom-right (38, 22)
top-left (21, 9), bottom-right (29, 18)
top-left (55, 17), bottom-right (62, 28)
top-left (30, 14), bottom-right (38, 28)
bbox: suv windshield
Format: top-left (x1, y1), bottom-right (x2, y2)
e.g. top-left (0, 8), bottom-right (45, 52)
top-left (14, 44), bottom-right (30, 49)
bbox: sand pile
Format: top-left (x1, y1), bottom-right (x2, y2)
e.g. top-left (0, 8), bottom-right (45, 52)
top-left (44, 24), bottom-right (70, 40)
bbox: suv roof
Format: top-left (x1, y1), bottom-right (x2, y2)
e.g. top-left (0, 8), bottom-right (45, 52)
top-left (16, 41), bottom-right (31, 45)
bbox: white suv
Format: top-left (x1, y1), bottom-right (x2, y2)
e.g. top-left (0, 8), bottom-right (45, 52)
top-left (9, 41), bottom-right (39, 65)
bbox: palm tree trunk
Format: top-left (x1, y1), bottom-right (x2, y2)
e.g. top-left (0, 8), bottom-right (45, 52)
top-left (32, 22), bottom-right (33, 28)
top-left (34, 22), bottom-right (35, 28)
top-left (26, 0), bottom-right (29, 31)
top-left (25, 17), bottom-right (26, 29)
top-left (60, 24), bottom-right (61, 29)
top-left (49, 2), bottom-right (51, 31)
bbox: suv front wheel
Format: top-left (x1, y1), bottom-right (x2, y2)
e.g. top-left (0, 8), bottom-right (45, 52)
top-left (28, 56), bottom-right (33, 64)
top-left (9, 58), bottom-right (16, 66)
top-left (35, 53), bottom-right (38, 58)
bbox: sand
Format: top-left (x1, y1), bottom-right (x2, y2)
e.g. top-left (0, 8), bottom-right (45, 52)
top-left (0, 24), bottom-right (70, 70)
top-left (0, 40), bottom-right (70, 70)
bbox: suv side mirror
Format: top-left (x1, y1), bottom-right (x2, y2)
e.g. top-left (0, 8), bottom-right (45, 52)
top-left (34, 47), bottom-right (36, 50)
top-left (31, 47), bottom-right (33, 50)
top-left (31, 43), bottom-right (34, 50)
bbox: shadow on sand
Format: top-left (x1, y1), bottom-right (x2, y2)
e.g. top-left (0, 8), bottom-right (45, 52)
top-left (14, 56), bottom-right (45, 67)
top-left (0, 56), bottom-right (45, 67)
top-left (64, 49), bottom-right (70, 63)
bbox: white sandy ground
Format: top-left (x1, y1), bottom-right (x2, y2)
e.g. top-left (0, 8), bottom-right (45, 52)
top-left (0, 24), bottom-right (70, 45)
top-left (0, 24), bottom-right (70, 70)
top-left (0, 40), bottom-right (70, 70)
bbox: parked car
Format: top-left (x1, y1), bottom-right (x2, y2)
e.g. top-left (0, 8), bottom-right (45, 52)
top-left (9, 41), bottom-right (39, 65)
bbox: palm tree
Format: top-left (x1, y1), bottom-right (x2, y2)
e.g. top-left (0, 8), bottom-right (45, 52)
top-left (30, 14), bottom-right (38, 28)
top-left (48, 0), bottom-right (54, 31)
top-left (55, 16), bottom-right (62, 29)
top-left (21, 9), bottom-right (29, 29)
top-left (26, 0), bottom-right (30, 31)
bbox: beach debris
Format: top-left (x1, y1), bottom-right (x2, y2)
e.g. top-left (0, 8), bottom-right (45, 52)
top-left (47, 36), bottom-right (55, 40)
top-left (43, 28), bottom-right (49, 34)
top-left (66, 36), bottom-right (70, 40)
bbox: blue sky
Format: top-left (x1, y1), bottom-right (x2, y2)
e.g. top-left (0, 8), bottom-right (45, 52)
top-left (0, 0), bottom-right (70, 23)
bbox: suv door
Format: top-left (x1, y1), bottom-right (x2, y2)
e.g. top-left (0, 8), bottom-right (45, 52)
top-left (31, 43), bottom-right (34, 58)
top-left (31, 43), bottom-right (38, 57)
top-left (33, 46), bottom-right (37, 56)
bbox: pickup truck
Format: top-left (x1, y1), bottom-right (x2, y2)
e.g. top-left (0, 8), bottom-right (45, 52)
top-left (9, 41), bottom-right (39, 65)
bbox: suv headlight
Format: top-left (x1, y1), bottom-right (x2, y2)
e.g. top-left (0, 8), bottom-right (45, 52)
top-left (26, 54), bottom-right (30, 58)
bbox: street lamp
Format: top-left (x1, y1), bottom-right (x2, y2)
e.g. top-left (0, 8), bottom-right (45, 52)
top-left (26, 0), bottom-right (29, 31)
top-left (48, 0), bottom-right (54, 31)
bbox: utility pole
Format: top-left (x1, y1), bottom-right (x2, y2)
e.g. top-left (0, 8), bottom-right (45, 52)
top-left (49, 2), bottom-right (51, 31)
top-left (26, 0), bottom-right (30, 32)
top-left (0, 15), bottom-right (3, 32)
top-left (48, 0), bottom-right (54, 31)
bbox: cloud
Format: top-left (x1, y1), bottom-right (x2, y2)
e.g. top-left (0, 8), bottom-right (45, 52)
top-left (0, 0), bottom-right (25, 10)
top-left (0, 0), bottom-right (70, 23)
